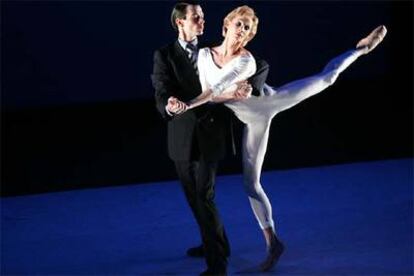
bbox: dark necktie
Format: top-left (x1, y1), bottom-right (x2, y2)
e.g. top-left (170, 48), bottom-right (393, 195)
top-left (185, 43), bottom-right (198, 74)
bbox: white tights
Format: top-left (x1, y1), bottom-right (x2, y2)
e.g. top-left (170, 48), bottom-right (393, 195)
top-left (225, 49), bottom-right (364, 230)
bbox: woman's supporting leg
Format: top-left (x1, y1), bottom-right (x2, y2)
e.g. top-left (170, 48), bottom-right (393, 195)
top-left (242, 120), bottom-right (285, 271)
top-left (242, 120), bottom-right (274, 231)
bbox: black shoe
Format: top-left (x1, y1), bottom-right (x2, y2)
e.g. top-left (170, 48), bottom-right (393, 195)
top-left (187, 244), bottom-right (230, 258)
top-left (200, 268), bottom-right (227, 276)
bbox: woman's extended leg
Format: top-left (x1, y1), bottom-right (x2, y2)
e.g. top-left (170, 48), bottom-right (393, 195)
top-left (262, 25), bottom-right (387, 117)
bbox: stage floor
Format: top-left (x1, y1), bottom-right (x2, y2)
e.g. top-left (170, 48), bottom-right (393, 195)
top-left (2, 158), bottom-right (413, 275)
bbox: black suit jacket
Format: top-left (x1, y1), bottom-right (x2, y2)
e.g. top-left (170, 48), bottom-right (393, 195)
top-left (151, 41), bottom-right (269, 161)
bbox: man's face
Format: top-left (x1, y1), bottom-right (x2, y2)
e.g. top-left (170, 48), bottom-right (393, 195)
top-left (178, 5), bottom-right (205, 38)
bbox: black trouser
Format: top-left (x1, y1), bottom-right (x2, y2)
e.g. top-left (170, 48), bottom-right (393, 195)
top-left (175, 160), bottom-right (230, 271)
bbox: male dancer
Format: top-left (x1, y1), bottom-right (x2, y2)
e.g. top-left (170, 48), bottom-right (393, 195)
top-left (151, 2), bottom-right (269, 275)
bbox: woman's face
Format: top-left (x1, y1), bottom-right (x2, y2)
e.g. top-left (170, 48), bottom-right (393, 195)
top-left (225, 15), bottom-right (253, 45)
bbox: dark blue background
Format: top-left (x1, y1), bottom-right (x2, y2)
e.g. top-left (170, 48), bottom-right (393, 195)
top-left (2, 1), bottom-right (412, 196)
top-left (3, 1), bottom-right (392, 109)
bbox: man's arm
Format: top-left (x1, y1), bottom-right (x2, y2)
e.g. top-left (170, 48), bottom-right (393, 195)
top-left (151, 49), bottom-right (185, 119)
top-left (249, 57), bottom-right (270, 96)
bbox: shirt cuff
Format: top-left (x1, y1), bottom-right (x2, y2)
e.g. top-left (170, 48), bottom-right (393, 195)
top-left (165, 105), bottom-right (174, 116)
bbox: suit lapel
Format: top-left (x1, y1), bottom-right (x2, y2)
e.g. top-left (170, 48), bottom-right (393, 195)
top-left (172, 41), bottom-right (197, 74)
top-left (172, 41), bottom-right (201, 97)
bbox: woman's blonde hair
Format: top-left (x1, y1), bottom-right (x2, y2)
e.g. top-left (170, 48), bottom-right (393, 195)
top-left (223, 5), bottom-right (259, 46)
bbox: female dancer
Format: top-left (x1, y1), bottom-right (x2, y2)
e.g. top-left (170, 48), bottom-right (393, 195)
top-left (184, 5), bottom-right (387, 271)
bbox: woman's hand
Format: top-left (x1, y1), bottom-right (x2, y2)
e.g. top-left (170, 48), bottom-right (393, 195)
top-left (233, 81), bottom-right (252, 100)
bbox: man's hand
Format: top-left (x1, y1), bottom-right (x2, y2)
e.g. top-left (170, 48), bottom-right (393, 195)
top-left (233, 81), bottom-right (253, 100)
top-left (167, 96), bottom-right (188, 115)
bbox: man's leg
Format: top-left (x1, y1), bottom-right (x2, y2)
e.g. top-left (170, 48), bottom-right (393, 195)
top-left (195, 159), bottom-right (229, 272)
top-left (175, 161), bottom-right (207, 246)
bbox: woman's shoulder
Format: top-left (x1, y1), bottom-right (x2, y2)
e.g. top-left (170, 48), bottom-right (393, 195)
top-left (239, 48), bottom-right (254, 59)
top-left (235, 49), bottom-right (256, 74)
top-left (198, 47), bottom-right (213, 59)
top-left (237, 48), bottom-right (256, 66)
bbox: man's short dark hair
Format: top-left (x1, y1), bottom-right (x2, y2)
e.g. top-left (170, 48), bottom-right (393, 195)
top-left (170, 1), bottom-right (200, 31)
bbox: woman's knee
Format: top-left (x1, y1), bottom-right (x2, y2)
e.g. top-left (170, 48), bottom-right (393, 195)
top-left (322, 70), bottom-right (339, 85)
top-left (243, 179), bottom-right (263, 197)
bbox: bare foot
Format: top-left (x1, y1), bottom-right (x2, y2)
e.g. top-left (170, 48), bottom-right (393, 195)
top-left (356, 25), bottom-right (387, 54)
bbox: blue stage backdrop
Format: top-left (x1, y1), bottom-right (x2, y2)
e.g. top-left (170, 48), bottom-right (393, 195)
top-left (3, 1), bottom-right (393, 109)
top-left (1, 1), bottom-right (413, 196)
